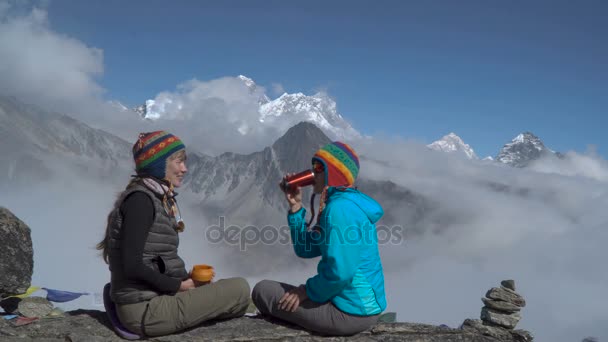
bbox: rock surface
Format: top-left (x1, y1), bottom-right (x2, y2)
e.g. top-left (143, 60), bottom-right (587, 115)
top-left (481, 308), bottom-right (521, 330)
top-left (479, 281), bottom-right (527, 332)
top-left (17, 297), bottom-right (54, 318)
top-left (462, 319), bottom-right (532, 342)
top-left (0, 207), bottom-right (34, 297)
top-left (0, 310), bottom-right (532, 341)
top-left (501, 280), bottom-right (516, 291)
top-left (486, 287), bottom-right (526, 307)
top-left (481, 297), bottom-right (521, 313)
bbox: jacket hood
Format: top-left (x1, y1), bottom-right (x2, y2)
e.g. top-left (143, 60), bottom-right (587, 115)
top-left (326, 187), bottom-right (384, 224)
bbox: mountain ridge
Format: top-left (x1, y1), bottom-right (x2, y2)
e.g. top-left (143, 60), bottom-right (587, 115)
top-left (428, 132), bottom-right (478, 160)
top-left (496, 132), bottom-right (563, 168)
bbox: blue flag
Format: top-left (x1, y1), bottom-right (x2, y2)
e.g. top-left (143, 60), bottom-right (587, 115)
top-left (42, 288), bottom-right (90, 303)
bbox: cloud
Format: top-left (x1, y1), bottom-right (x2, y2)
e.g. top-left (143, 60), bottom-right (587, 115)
top-left (0, 4), bottom-right (274, 154)
top-left (527, 149), bottom-right (608, 182)
top-left (0, 2), bottom-right (151, 144)
top-left (140, 77), bottom-right (282, 155)
top-left (0, 1), bottom-right (10, 16)
top-left (0, 3), bottom-right (105, 112)
top-left (271, 82), bottom-right (285, 97)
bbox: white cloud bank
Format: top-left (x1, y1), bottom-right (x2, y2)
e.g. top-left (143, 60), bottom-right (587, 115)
top-left (0, 2), bottom-right (104, 111)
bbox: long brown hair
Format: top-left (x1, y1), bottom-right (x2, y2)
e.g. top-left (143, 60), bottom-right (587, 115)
top-left (96, 178), bottom-right (140, 264)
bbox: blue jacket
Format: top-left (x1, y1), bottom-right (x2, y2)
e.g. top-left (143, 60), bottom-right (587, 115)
top-left (287, 187), bottom-right (387, 316)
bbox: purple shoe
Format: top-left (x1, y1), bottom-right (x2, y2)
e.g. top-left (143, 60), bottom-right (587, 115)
top-left (103, 283), bottom-right (141, 340)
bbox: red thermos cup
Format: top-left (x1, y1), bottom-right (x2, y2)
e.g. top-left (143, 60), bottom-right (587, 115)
top-left (281, 169), bottom-right (315, 190)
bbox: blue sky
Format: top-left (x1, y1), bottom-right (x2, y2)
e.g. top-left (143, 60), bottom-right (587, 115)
top-left (44, 0), bottom-right (607, 158)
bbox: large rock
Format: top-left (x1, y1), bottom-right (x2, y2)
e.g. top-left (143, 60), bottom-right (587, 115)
top-left (17, 297), bottom-right (54, 318)
top-left (0, 310), bottom-right (532, 341)
top-left (512, 329), bottom-right (534, 342)
top-left (0, 207), bottom-right (34, 297)
top-left (461, 319), bottom-right (514, 340)
top-left (486, 287), bottom-right (526, 307)
top-left (482, 297), bottom-right (521, 313)
top-left (501, 280), bottom-right (516, 291)
top-left (462, 319), bottom-right (533, 342)
top-left (481, 307), bottom-right (522, 329)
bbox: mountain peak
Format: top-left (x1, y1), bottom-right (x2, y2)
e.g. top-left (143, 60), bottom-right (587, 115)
top-left (237, 75), bottom-right (255, 88)
top-left (272, 122), bottom-right (331, 149)
top-left (237, 75), bottom-right (270, 105)
top-left (272, 122), bottom-right (332, 173)
top-left (259, 91), bottom-right (359, 140)
top-left (512, 132), bottom-right (541, 145)
top-left (427, 133), bottom-right (478, 160)
top-left (496, 132), bottom-right (558, 167)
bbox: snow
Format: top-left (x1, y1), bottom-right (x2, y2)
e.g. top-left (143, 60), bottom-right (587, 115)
top-left (237, 75), bottom-right (255, 89)
top-left (258, 91), bottom-right (359, 140)
top-left (496, 132), bottom-right (555, 167)
top-left (427, 133), bottom-right (478, 160)
top-left (108, 100), bottom-right (129, 112)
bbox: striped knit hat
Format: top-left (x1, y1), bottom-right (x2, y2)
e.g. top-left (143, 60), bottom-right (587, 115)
top-left (312, 141), bottom-right (360, 187)
top-left (132, 131), bottom-right (186, 180)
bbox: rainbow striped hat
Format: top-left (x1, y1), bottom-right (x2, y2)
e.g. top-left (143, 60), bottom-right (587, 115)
top-left (132, 131), bottom-right (185, 179)
top-left (312, 141), bottom-right (360, 187)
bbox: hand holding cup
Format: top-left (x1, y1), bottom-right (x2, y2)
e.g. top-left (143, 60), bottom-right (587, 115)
top-left (191, 264), bottom-right (215, 287)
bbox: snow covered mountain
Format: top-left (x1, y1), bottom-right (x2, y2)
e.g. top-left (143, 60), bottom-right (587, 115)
top-left (0, 95), bottom-right (132, 186)
top-left (259, 91), bottom-right (360, 140)
top-left (133, 97), bottom-right (181, 120)
top-left (0, 96), bottom-right (453, 274)
top-left (132, 75), bottom-right (360, 140)
top-left (1, 95), bottom-right (422, 230)
top-left (108, 100), bottom-right (129, 112)
top-left (182, 120), bottom-right (430, 231)
top-left (183, 121), bottom-right (331, 222)
top-left (496, 132), bottom-right (562, 168)
top-left (238, 75), bottom-right (270, 105)
top-left (181, 121), bottom-right (430, 272)
top-left (427, 133), bottom-right (478, 160)
top-left (427, 132), bottom-right (563, 167)
top-left (133, 102), bottom-right (147, 117)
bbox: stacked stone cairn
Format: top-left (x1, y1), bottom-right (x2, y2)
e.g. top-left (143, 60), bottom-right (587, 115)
top-left (481, 280), bottom-right (526, 329)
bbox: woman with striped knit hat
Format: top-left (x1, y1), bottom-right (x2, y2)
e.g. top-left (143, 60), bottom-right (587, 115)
top-left (252, 141), bottom-right (387, 336)
top-left (97, 131), bottom-right (250, 338)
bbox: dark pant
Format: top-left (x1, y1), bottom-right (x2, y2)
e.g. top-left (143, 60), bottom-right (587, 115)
top-left (252, 279), bottom-right (379, 336)
top-left (116, 277), bottom-right (250, 337)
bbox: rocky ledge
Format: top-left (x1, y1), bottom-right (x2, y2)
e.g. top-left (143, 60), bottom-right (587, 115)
top-left (1, 208), bottom-right (533, 341)
top-left (0, 309), bottom-right (533, 342)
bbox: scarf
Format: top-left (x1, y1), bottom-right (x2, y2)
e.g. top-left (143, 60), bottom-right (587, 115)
top-left (139, 177), bottom-right (185, 232)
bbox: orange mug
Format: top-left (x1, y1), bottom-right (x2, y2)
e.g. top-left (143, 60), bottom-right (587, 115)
top-left (191, 264), bottom-right (215, 286)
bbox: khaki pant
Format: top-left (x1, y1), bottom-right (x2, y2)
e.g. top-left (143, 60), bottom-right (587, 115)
top-left (116, 277), bottom-right (250, 337)
top-left (252, 280), bottom-right (379, 336)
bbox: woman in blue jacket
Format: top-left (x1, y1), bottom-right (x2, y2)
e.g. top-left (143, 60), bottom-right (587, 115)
top-left (252, 141), bottom-right (387, 336)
